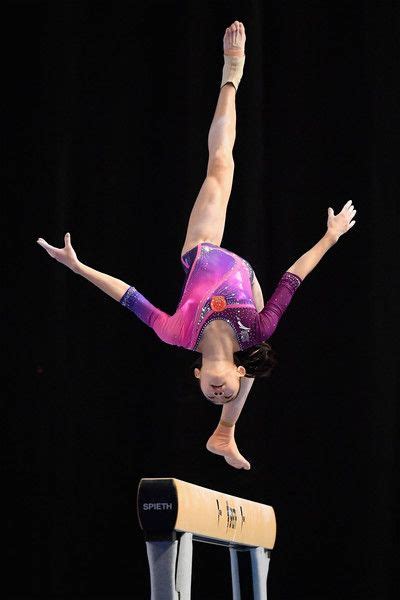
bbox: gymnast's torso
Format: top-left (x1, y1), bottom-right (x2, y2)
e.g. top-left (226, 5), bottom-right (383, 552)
top-left (120, 242), bottom-right (302, 351)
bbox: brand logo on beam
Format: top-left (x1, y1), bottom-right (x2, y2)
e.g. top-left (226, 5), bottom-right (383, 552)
top-left (142, 503), bottom-right (173, 510)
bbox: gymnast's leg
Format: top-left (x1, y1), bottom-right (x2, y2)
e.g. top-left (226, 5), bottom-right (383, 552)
top-left (206, 377), bottom-right (255, 469)
top-left (180, 21), bottom-right (246, 256)
top-left (207, 279), bottom-right (264, 469)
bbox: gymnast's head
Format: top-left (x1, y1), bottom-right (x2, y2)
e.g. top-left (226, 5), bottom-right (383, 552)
top-left (192, 342), bottom-right (278, 404)
top-left (194, 360), bottom-right (246, 404)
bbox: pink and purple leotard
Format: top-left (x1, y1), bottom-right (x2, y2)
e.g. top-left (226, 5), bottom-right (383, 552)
top-left (120, 243), bottom-right (302, 351)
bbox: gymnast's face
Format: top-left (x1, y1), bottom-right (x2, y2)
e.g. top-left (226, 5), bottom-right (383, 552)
top-left (194, 363), bottom-right (246, 405)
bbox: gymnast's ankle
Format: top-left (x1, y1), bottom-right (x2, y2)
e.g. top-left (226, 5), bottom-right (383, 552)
top-left (221, 21), bottom-right (246, 91)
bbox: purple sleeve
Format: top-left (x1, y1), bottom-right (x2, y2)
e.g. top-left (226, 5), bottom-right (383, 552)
top-left (257, 271), bottom-right (302, 340)
top-left (119, 286), bottom-right (170, 340)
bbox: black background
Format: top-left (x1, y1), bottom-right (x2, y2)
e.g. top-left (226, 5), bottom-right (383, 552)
top-left (5, 1), bottom-right (399, 599)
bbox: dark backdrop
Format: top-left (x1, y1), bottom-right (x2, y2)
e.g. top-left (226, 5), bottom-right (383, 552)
top-left (5, 1), bottom-right (399, 599)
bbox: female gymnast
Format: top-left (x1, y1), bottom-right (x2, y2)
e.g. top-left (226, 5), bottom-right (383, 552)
top-left (37, 21), bottom-right (356, 470)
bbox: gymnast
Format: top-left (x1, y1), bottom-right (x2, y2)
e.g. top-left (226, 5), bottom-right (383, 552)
top-left (37, 21), bottom-right (356, 470)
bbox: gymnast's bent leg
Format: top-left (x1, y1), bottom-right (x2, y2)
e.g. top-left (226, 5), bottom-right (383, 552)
top-left (206, 377), bottom-right (255, 469)
top-left (206, 277), bottom-right (265, 469)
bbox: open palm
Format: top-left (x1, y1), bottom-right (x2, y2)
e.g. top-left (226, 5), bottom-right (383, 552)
top-left (327, 200), bottom-right (357, 242)
top-left (37, 232), bottom-right (79, 271)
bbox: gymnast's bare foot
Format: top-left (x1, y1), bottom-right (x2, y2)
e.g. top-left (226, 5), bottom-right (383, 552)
top-left (223, 21), bottom-right (246, 57)
top-left (206, 423), bottom-right (251, 470)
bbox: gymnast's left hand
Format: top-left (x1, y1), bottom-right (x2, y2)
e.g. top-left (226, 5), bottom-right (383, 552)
top-left (36, 232), bottom-right (80, 272)
top-left (326, 200), bottom-right (357, 243)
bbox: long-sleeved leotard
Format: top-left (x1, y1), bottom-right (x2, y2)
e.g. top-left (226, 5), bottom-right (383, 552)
top-left (120, 243), bottom-right (302, 350)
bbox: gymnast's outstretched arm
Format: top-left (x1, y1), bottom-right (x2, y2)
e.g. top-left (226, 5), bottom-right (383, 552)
top-left (37, 233), bottom-right (130, 300)
top-left (256, 200), bottom-right (357, 340)
top-left (287, 200), bottom-right (357, 280)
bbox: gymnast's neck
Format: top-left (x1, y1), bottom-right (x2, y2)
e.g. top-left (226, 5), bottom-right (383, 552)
top-left (197, 320), bottom-right (240, 359)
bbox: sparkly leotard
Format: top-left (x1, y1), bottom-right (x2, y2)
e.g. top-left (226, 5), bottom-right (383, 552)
top-left (120, 243), bottom-right (302, 351)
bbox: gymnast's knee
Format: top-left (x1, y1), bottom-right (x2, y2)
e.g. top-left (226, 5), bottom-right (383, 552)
top-left (207, 148), bottom-right (234, 179)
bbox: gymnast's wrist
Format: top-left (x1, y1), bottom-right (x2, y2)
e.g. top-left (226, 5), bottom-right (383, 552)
top-left (72, 259), bottom-right (85, 274)
top-left (323, 231), bottom-right (338, 248)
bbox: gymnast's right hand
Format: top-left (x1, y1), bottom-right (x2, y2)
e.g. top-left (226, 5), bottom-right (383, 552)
top-left (37, 232), bottom-right (80, 272)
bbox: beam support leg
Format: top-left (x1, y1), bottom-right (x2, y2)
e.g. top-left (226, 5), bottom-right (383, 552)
top-left (176, 533), bottom-right (193, 598)
top-left (146, 533), bottom-right (193, 600)
top-left (229, 547), bottom-right (241, 600)
top-left (250, 547), bottom-right (270, 600)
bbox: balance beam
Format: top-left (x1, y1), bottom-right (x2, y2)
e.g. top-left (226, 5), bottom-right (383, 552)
top-left (137, 477), bottom-right (276, 599)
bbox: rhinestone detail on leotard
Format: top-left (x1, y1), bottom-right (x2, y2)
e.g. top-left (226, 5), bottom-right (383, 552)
top-left (120, 243), bottom-right (302, 351)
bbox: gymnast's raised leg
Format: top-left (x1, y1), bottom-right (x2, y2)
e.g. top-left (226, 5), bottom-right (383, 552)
top-left (180, 21), bottom-right (246, 256)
